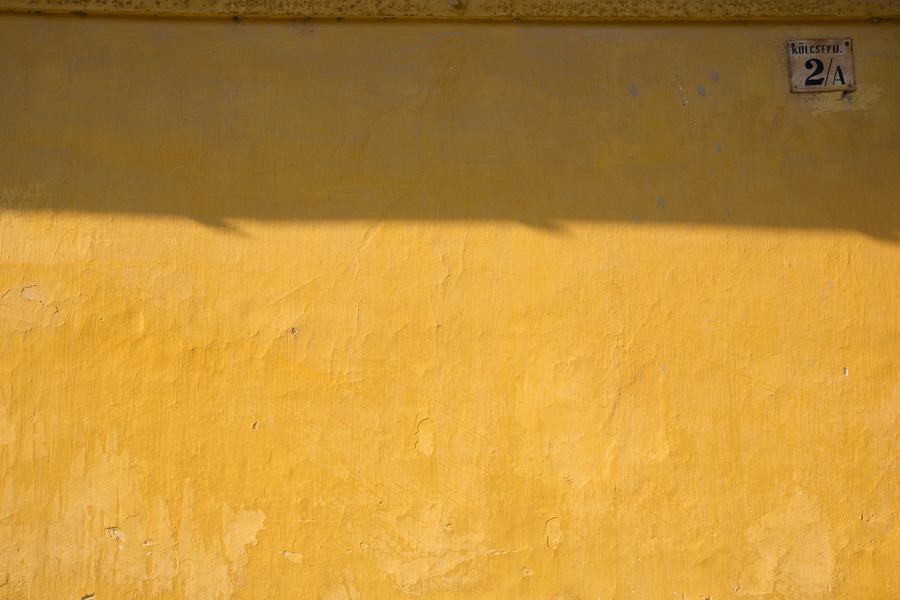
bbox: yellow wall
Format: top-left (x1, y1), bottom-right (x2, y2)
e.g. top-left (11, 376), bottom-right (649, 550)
top-left (0, 12), bottom-right (898, 600)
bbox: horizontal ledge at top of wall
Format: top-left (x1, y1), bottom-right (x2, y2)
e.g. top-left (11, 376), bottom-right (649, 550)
top-left (1, 0), bottom-right (898, 19)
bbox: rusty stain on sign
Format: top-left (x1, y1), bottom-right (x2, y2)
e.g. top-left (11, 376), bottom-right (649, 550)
top-left (788, 38), bottom-right (855, 93)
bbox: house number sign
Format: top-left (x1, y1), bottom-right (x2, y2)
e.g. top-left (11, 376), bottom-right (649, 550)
top-left (788, 39), bottom-right (855, 93)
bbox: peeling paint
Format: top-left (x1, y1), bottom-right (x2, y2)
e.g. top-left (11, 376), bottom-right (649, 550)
top-left (280, 550), bottom-right (303, 564)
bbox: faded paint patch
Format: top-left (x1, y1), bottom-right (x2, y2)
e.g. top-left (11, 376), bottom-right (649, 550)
top-left (812, 84), bottom-right (882, 113)
top-left (0, 285), bottom-right (61, 334)
top-left (321, 571), bottom-right (361, 600)
top-left (368, 501), bottom-right (488, 595)
top-left (223, 505), bottom-right (266, 575)
top-left (178, 481), bottom-right (266, 600)
top-left (0, 438), bottom-right (264, 599)
top-left (147, 495), bottom-right (178, 596)
top-left (0, 402), bottom-right (16, 448)
top-left (737, 490), bottom-right (835, 596)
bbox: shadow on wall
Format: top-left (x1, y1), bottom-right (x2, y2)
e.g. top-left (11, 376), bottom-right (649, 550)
top-left (0, 15), bottom-right (898, 239)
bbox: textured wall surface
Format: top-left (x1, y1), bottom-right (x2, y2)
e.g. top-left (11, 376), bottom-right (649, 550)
top-left (2, 0), bottom-right (899, 19)
top-left (0, 14), bottom-right (898, 599)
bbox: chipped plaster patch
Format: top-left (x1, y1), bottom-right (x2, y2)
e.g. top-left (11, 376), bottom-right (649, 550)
top-left (545, 517), bottom-right (563, 550)
top-left (415, 418), bottom-right (435, 456)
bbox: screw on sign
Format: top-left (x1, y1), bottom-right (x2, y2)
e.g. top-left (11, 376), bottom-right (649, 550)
top-left (788, 39), bottom-right (855, 92)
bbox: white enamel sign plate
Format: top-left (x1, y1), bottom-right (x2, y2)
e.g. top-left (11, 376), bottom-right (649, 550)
top-left (788, 39), bottom-right (855, 93)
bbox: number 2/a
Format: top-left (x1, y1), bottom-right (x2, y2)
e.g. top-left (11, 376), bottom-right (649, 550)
top-left (805, 58), bottom-right (847, 86)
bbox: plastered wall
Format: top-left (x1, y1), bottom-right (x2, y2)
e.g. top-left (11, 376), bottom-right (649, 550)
top-left (0, 13), bottom-right (898, 600)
